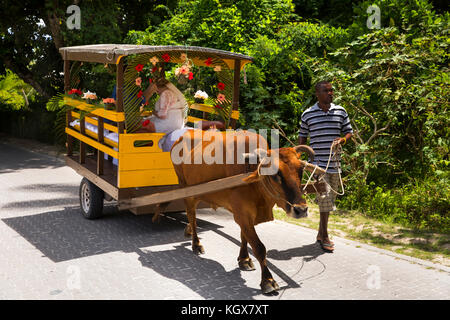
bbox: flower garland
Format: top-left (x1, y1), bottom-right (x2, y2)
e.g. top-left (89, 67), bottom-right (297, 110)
top-left (127, 52), bottom-right (233, 127)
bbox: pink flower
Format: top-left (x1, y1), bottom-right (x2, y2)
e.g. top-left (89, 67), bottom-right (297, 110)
top-left (217, 93), bottom-right (226, 102)
top-left (103, 98), bottom-right (116, 104)
top-left (135, 77), bottom-right (142, 87)
top-left (179, 65), bottom-right (190, 75)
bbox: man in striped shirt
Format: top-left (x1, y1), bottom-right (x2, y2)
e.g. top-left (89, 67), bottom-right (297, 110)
top-left (298, 81), bottom-right (353, 252)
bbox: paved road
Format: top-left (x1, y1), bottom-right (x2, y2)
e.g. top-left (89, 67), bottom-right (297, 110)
top-left (0, 140), bottom-right (449, 300)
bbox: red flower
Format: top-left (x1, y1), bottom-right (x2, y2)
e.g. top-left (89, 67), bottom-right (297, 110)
top-left (217, 82), bottom-right (225, 91)
top-left (142, 119), bottom-right (150, 127)
top-left (188, 72), bottom-right (194, 80)
top-left (68, 89), bottom-right (82, 95)
top-left (162, 53), bottom-right (171, 62)
top-left (151, 66), bottom-right (158, 73)
top-left (137, 90), bottom-right (143, 98)
top-left (135, 64), bottom-right (144, 72)
top-left (205, 57), bottom-right (213, 66)
top-left (215, 104), bottom-right (223, 109)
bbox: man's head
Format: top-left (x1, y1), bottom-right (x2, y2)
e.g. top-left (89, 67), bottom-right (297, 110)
top-left (315, 81), bottom-right (333, 105)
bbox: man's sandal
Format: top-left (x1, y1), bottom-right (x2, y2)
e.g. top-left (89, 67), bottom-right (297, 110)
top-left (317, 239), bottom-right (335, 252)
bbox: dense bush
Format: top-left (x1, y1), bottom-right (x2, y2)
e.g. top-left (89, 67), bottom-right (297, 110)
top-left (338, 176), bottom-right (449, 232)
top-left (309, 18), bottom-right (449, 230)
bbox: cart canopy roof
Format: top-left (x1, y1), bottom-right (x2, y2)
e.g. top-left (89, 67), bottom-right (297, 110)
top-left (59, 44), bottom-right (253, 70)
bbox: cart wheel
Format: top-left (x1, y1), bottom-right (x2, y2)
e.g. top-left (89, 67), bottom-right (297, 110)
top-left (79, 178), bottom-right (104, 219)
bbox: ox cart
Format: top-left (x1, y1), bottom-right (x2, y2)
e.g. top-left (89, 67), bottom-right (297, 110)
top-left (59, 44), bottom-right (325, 220)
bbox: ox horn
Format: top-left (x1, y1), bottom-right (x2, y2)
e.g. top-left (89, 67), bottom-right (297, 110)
top-left (294, 145), bottom-right (315, 161)
top-left (242, 148), bottom-right (268, 162)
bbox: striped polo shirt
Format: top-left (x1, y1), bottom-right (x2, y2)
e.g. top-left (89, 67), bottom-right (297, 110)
top-left (298, 102), bottom-right (353, 173)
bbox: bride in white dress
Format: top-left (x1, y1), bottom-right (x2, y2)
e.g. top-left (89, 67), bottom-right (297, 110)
top-left (141, 78), bottom-right (187, 134)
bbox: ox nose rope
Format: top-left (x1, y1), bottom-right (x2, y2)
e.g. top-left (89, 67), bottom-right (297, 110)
top-left (301, 140), bottom-right (345, 196)
top-left (323, 140), bottom-right (345, 196)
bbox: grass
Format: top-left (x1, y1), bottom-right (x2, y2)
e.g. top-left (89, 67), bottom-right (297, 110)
top-left (273, 204), bottom-right (450, 267)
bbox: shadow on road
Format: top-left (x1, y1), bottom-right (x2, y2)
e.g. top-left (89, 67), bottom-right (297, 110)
top-left (2, 206), bottom-right (325, 299)
top-left (2, 207), bottom-right (206, 262)
top-left (135, 244), bottom-right (260, 299)
top-left (2, 207), bottom-right (261, 298)
top-left (268, 242), bottom-right (327, 263)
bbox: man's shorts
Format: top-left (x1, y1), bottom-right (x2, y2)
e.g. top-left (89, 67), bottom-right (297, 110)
top-left (315, 173), bottom-right (340, 213)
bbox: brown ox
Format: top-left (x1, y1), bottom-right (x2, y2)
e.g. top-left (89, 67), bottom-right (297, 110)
top-left (171, 129), bottom-right (315, 293)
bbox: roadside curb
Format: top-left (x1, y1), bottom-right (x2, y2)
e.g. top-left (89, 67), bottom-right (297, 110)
top-left (1, 135), bottom-right (66, 162)
top-left (274, 219), bottom-right (450, 273)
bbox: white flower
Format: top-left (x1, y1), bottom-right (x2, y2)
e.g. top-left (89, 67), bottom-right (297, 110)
top-left (82, 90), bottom-right (97, 100)
top-left (194, 90), bottom-right (208, 100)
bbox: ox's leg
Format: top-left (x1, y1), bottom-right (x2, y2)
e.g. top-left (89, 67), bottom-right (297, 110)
top-left (238, 230), bottom-right (255, 271)
top-left (239, 224), bottom-right (279, 294)
top-left (184, 198), bottom-right (204, 255)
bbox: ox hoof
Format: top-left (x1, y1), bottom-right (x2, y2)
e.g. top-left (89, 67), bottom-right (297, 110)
top-left (238, 258), bottom-right (255, 271)
top-left (192, 244), bottom-right (205, 255)
top-left (184, 224), bottom-right (193, 238)
top-left (260, 279), bottom-right (280, 294)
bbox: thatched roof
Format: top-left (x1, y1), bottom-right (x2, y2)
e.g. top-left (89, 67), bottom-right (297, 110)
top-left (59, 44), bottom-right (253, 69)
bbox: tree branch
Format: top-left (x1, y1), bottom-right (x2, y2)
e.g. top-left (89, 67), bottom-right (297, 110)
top-left (366, 120), bottom-right (392, 145)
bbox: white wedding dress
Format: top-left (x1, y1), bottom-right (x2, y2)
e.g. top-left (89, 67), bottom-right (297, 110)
top-left (147, 82), bottom-right (187, 134)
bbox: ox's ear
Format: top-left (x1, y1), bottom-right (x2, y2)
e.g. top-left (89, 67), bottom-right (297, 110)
top-left (243, 170), bottom-right (263, 184)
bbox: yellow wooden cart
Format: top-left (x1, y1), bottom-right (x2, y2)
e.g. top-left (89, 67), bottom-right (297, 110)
top-left (59, 44), bottom-right (258, 219)
top-left (59, 44), bottom-right (325, 219)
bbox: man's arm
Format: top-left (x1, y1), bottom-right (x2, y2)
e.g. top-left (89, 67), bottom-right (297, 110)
top-left (335, 109), bottom-right (353, 145)
top-left (334, 132), bottom-right (352, 145)
top-left (298, 136), bottom-right (307, 145)
top-left (298, 112), bottom-right (309, 145)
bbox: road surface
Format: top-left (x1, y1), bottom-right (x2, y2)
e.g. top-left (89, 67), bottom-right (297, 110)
top-left (0, 139), bottom-right (448, 300)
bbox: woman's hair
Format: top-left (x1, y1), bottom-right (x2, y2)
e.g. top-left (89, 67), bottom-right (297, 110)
top-left (156, 78), bottom-right (169, 88)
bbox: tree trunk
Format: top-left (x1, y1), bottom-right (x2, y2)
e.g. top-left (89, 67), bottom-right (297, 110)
top-left (45, 11), bottom-right (64, 50)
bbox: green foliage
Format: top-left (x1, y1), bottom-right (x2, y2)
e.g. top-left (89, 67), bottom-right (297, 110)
top-left (0, 70), bottom-right (36, 111)
top-left (127, 0), bottom-right (296, 51)
top-left (239, 22), bottom-right (349, 143)
top-left (350, 0), bottom-right (445, 37)
top-left (292, 0), bottom-right (358, 26)
top-left (338, 175), bottom-right (450, 232)
top-left (311, 24), bottom-right (449, 183)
